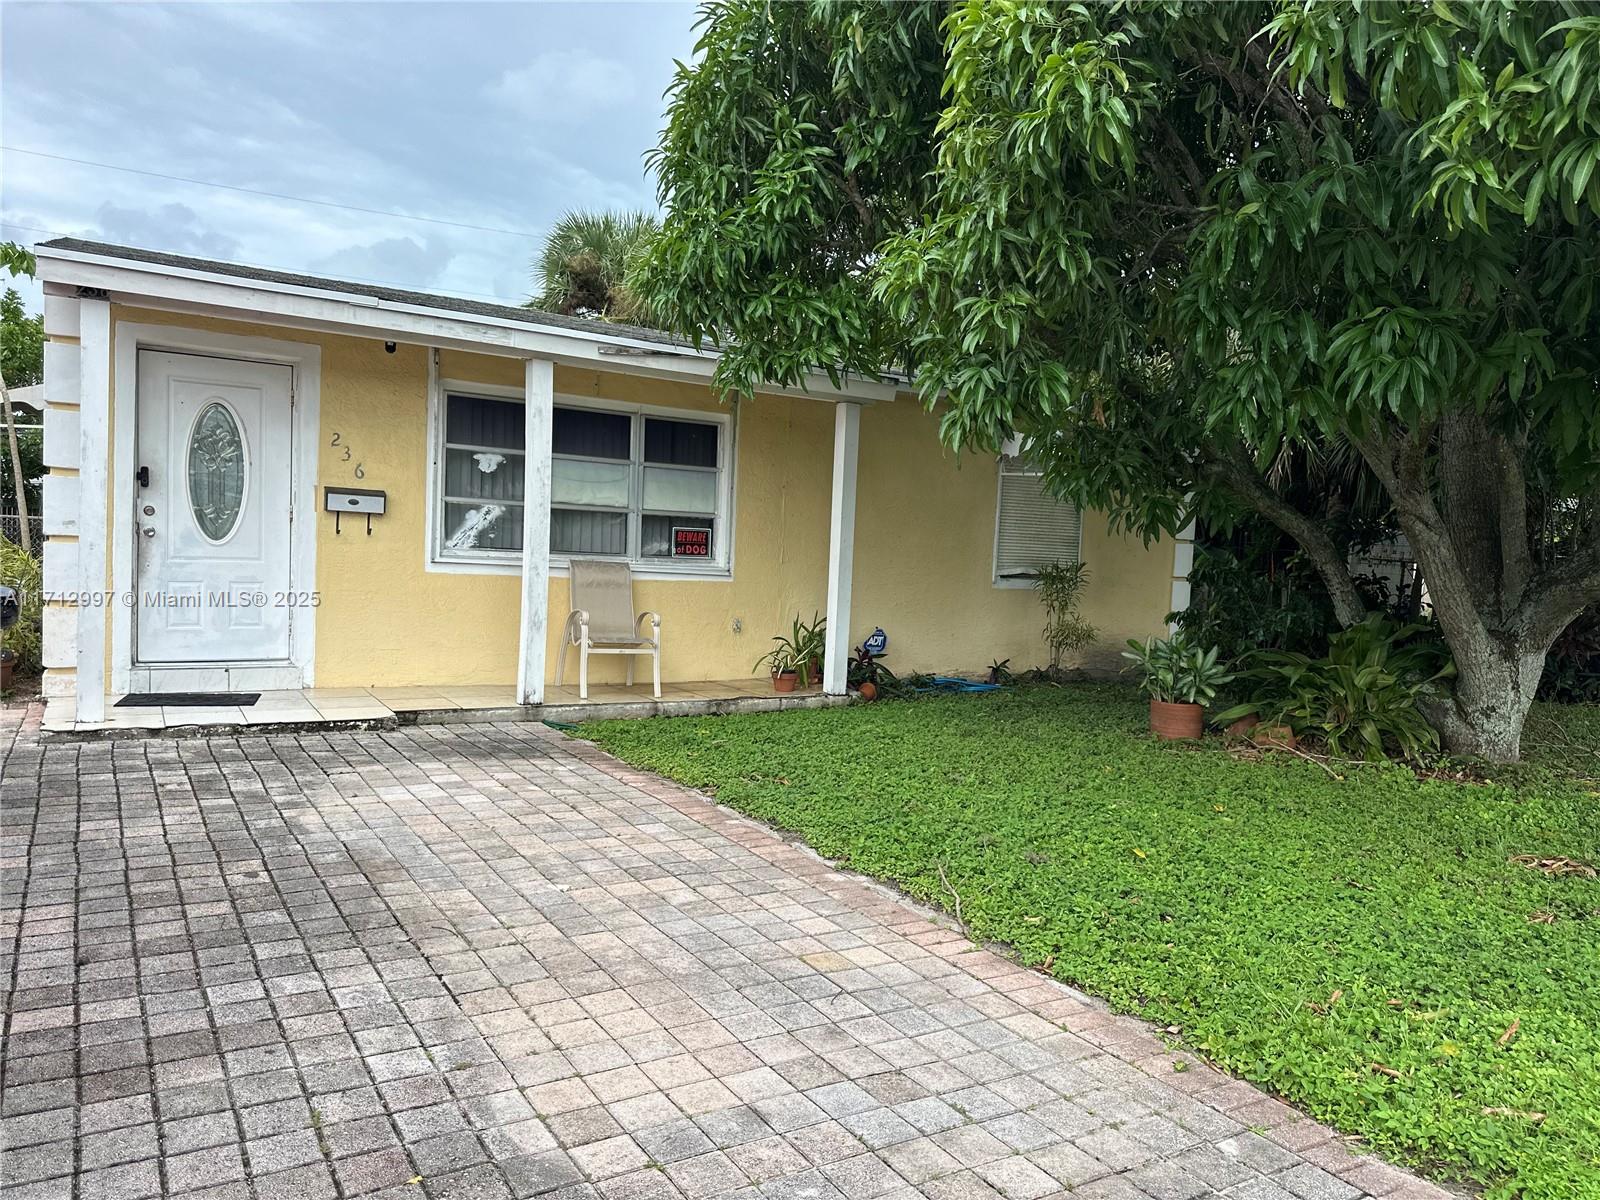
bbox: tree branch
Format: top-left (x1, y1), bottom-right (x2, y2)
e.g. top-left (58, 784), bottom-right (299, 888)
top-left (1513, 497), bottom-right (1600, 646)
top-left (1353, 423), bottom-right (1484, 649)
top-left (1193, 48), bottom-right (1313, 143)
top-left (1151, 112), bottom-right (1205, 197)
top-left (0, 370), bottom-right (32, 556)
top-left (838, 170), bottom-right (874, 232)
top-left (1203, 438), bottom-right (1368, 627)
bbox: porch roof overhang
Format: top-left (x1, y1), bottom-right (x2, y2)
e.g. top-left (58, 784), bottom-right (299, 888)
top-left (35, 238), bottom-right (900, 404)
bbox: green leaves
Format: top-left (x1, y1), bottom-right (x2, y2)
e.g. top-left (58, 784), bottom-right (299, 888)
top-left (1034, 560), bottom-right (1096, 670)
top-left (1223, 616), bottom-right (1455, 762)
top-left (639, 0), bottom-right (1600, 754)
top-left (1280, 3), bottom-right (1600, 231)
top-left (0, 241), bottom-right (36, 280)
top-left (1122, 631), bottom-right (1235, 705)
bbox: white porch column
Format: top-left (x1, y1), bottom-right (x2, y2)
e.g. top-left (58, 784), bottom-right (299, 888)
top-left (517, 357), bottom-right (555, 705)
top-left (75, 299), bottom-right (111, 723)
top-left (823, 401), bottom-right (861, 695)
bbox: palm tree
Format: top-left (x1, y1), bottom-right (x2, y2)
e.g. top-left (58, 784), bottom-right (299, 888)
top-left (530, 211), bottom-right (661, 327)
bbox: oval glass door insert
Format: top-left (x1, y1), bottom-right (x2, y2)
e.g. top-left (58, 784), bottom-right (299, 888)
top-left (188, 401), bottom-right (247, 541)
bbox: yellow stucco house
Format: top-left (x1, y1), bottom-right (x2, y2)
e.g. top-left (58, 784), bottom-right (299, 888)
top-left (32, 239), bottom-right (1192, 729)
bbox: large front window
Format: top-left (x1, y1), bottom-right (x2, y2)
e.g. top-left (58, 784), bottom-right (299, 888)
top-left (433, 390), bottom-right (731, 571)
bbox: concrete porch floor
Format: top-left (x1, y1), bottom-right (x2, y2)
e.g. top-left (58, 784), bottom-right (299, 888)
top-left (40, 679), bottom-right (845, 738)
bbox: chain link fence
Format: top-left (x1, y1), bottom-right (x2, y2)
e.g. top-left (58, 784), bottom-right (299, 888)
top-left (1, 513), bottom-right (43, 557)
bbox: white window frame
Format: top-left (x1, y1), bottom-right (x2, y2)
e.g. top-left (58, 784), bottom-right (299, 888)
top-left (426, 378), bottom-right (736, 578)
top-left (992, 460), bottom-right (1083, 589)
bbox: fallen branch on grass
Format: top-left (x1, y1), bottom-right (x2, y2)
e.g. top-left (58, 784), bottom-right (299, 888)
top-left (936, 860), bottom-right (968, 938)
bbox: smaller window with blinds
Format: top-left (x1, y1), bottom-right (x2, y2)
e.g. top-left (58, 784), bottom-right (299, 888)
top-left (993, 464), bottom-right (1082, 586)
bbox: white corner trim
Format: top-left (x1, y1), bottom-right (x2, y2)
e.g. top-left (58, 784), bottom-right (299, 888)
top-left (517, 358), bottom-right (555, 704)
top-left (1167, 515), bottom-right (1198, 632)
top-left (41, 603), bottom-right (77, 669)
top-left (42, 539), bottom-right (79, 595)
top-left (108, 322), bottom-right (322, 693)
top-left (43, 341), bottom-right (81, 407)
top-left (43, 293), bottom-right (80, 339)
top-left (42, 406), bottom-right (81, 469)
top-left (42, 473), bottom-right (79, 536)
top-left (823, 402), bottom-right (861, 695)
top-left (75, 300), bottom-right (111, 723)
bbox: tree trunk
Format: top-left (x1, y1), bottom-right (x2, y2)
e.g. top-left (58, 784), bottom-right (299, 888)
top-left (1351, 424), bottom-right (1599, 764)
top-left (1422, 627), bottom-right (1549, 761)
top-left (0, 370), bottom-right (32, 555)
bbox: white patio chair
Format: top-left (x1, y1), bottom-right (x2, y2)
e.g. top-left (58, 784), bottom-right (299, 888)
top-left (556, 559), bottom-right (662, 700)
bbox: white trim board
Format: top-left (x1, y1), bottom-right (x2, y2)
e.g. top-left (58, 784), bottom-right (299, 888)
top-left (517, 359), bottom-right (554, 705)
top-left (38, 246), bottom-right (900, 404)
top-left (75, 300), bottom-right (111, 722)
top-left (109, 322), bottom-right (321, 695)
top-left (823, 402), bottom-right (861, 695)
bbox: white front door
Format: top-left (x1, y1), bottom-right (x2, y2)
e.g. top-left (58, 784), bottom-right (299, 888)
top-left (135, 350), bottom-right (295, 664)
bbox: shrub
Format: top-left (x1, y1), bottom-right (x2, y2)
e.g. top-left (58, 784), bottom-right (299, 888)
top-left (1539, 604), bottom-right (1600, 703)
top-left (1171, 543), bottom-right (1341, 667)
top-left (1034, 561), bottom-right (1095, 669)
top-left (1218, 616), bottom-right (1453, 761)
top-left (0, 536), bottom-right (42, 679)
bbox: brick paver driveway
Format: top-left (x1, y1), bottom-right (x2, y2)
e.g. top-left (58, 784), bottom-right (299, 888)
top-left (1, 710), bottom-right (1450, 1200)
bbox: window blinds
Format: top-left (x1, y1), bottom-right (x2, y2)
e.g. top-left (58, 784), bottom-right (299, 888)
top-left (995, 470), bottom-right (1082, 577)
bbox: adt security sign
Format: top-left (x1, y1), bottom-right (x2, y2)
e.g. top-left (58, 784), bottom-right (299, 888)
top-left (862, 627), bottom-right (888, 655)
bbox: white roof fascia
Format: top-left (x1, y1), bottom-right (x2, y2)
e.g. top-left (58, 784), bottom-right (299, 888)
top-left (36, 245), bottom-right (898, 404)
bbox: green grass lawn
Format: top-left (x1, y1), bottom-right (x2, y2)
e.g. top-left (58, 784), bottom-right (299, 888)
top-left (584, 685), bottom-right (1600, 1200)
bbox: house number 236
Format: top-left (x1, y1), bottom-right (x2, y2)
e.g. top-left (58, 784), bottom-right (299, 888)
top-left (329, 432), bottom-right (365, 479)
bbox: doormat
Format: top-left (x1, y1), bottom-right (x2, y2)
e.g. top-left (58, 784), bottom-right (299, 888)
top-left (116, 692), bottom-right (260, 708)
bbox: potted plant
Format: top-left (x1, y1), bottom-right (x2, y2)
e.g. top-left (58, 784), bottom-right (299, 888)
top-left (796, 612), bottom-right (827, 688)
top-left (1121, 633), bottom-right (1233, 739)
top-left (756, 614), bottom-right (825, 693)
top-left (754, 640), bottom-right (800, 691)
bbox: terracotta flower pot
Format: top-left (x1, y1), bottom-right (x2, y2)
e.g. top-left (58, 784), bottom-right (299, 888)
top-left (0, 650), bottom-right (12, 693)
top-left (1226, 714), bottom-right (1260, 737)
top-left (1252, 723), bottom-right (1298, 750)
top-left (857, 681), bottom-right (878, 702)
top-left (772, 670), bottom-right (799, 693)
top-left (1150, 699), bottom-right (1204, 740)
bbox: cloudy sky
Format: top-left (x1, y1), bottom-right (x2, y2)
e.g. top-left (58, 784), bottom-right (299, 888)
top-left (1, 1), bottom-right (699, 312)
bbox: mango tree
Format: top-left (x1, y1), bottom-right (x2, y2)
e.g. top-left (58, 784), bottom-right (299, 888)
top-left (636, 1), bottom-right (1600, 760)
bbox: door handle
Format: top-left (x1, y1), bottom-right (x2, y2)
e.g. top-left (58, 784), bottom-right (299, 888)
top-left (141, 526), bottom-right (156, 538)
